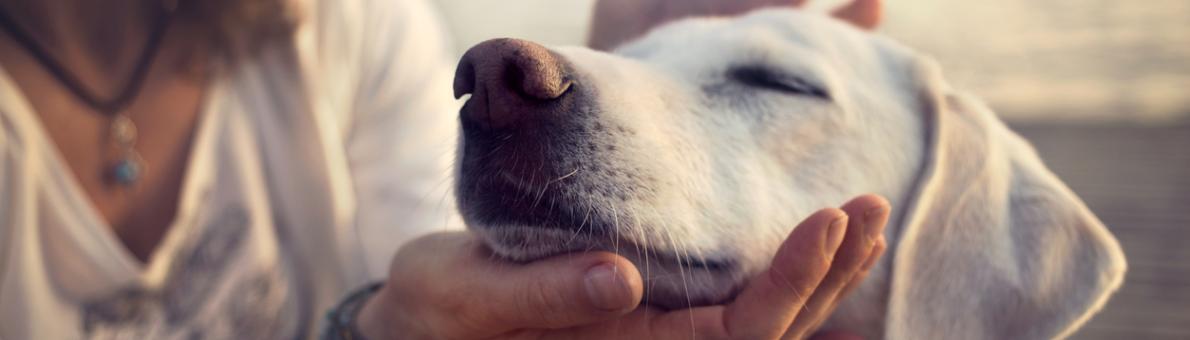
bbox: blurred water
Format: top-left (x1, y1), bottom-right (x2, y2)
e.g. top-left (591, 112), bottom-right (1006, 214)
top-left (882, 0), bottom-right (1190, 123)
top-left (432, 0), bottom-right (1190, 122)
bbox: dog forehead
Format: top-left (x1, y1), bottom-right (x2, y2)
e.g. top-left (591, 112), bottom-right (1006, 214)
top-left (618, 9), bottom-right (878, 73)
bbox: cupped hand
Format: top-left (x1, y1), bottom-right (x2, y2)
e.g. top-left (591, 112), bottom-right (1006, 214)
top-left (589, 0), bottom-right (883, 50)
top-left (357, 195), bottom-right (890, 339)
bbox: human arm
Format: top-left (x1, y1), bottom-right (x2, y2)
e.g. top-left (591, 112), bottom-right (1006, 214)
top-left (343, 0), bottom-right (464, 278)
top-left (588, 0), bottom-right (882, 51)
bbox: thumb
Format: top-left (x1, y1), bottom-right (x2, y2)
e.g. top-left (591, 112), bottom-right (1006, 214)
top-left (478, 251), bottom-right (644, 330)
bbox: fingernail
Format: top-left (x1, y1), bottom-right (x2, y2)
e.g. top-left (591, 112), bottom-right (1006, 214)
top-left (865, 206), bottom-right (889, 238)
top-left (585, 264), bottom-right (633, 311)
top-left (825, 215), bottom-right (847, 253)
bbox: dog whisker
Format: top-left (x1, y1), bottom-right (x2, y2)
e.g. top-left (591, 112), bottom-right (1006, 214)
top-left (550, 168), bottom-right (581, 183)
top-left (529, 180), bottom-right (550, 212)
top-left (663, 229), bottom-right (697, 339)
top-left (566, 205), bottom-right (594, 245)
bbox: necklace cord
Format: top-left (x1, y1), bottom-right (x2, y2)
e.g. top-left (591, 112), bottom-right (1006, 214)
top-left (0, 5), bottom-right (173, 115)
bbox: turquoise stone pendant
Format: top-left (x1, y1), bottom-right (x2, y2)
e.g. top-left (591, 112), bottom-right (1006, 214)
top-left (108, 114), bottom-right (144, 186)
top-left (112, 158), bottom-right (142, 185)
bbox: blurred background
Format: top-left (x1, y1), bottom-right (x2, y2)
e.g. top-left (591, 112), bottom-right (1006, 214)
top-left (432, 0), bottom-right (1189, 338)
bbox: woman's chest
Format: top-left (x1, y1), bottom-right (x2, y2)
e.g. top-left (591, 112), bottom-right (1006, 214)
top-left (2, 89), bottom-right (311, 338)
top-left (7, 59), bottom-right (207, 261)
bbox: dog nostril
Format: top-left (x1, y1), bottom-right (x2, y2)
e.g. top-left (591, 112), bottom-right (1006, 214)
top-left (505, 53), bottom-right (573, 101)
top-left (454, 38), bottom-right (575, 130)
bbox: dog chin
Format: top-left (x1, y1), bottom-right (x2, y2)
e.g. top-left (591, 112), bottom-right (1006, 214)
top-left (470, 223), bottom-right (747, 309)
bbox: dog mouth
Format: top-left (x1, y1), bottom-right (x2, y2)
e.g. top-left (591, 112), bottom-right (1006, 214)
top-left (460, 174), bottom-right (734, 271)
top-left (475, 225), bottom-right (734, 272)
top-left (463, 186), bottom-right (745, 309)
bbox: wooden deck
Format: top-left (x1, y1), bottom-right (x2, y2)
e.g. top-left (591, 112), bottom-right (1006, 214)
top-left (1011, 122), bottom-right (1190, 339)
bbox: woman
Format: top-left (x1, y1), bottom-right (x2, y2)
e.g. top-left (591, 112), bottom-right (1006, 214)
top-left (0, 0), bottom-right (883, 338)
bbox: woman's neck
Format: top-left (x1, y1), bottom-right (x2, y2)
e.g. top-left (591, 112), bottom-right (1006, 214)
top-left (0, 0), bottom-right (162, 91)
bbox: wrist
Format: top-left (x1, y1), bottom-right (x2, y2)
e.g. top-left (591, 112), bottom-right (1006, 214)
top-left (356, 286), bottom-right (394, 340)
top-left (322, 282), bottom-right (385, 340)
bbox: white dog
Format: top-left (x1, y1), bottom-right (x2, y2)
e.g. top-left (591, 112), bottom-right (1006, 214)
top-left (452, 9), bottom-right (1126, 339)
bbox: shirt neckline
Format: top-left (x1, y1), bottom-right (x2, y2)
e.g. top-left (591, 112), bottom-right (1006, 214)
top-left (0, 61), bottom-right (224, 295)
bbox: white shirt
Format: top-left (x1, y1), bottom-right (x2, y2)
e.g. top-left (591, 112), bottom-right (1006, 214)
top-left (0, 0), bottom-right (462, 338)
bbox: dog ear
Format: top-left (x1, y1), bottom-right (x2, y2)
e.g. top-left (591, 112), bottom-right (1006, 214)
top-left (882, 56), bottom-right (1128, 338)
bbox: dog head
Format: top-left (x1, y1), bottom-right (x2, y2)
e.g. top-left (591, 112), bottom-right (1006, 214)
top-left (452, 11), bottom-right (1124, 335)
top-left (453, 9), bottom-right (925, 308)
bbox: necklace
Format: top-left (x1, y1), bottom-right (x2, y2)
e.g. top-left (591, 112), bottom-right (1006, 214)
top-left (0, 2), bottom-right (175, 186)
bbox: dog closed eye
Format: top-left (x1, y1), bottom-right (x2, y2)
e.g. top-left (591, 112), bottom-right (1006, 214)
top-left (729, 66), bottom-right (830, 100)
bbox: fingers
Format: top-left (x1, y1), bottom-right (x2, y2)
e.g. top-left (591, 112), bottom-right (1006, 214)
top-left (630, 208), bottom-right (847, 339)
top-left (723, 208), bottom-right (848, 339)
top-left (535, 195), bottom-right (892, 339)
top-left (384, 232), bottom-right (643, 338)
top-left (641, 196), bottom-right (889, 340)
top-left (800, 237), bottom-right (886, 338)
top-left (832, 0), bottom-right (883, 30)
top-left (579, 208), bottom-right (844, 340)
top-left (785, 195), bottom-right (890, 338)
top-left (838, 235), bottom-right (885, 298)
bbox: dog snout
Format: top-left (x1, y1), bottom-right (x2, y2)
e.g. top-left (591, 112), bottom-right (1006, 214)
top-left (454, 38), bottom-right (576, 131)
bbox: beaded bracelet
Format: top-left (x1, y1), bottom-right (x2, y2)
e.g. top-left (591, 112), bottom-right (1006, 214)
top-left (320, 282), bottom-right (384, 340)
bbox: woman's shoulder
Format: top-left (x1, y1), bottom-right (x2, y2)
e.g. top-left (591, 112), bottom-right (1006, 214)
top-left (295, 0), bottom-right (454, 61)
top-left (282, 0), bottom-right (455, 133)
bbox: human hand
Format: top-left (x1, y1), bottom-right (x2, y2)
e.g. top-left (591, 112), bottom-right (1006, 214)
top-left (588, 0), bottom-right (883, 50)
top-left (356, 195), bottom-right (889, 339)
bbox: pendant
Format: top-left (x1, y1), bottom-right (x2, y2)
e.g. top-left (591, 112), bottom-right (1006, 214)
top-left (112, 157), bottom-right (143, 185)
top-left (109, 114), bottom-right (145, 186)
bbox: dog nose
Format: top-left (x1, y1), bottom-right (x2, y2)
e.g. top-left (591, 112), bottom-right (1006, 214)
top-left (453, 38), bottom-right (575, 131)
